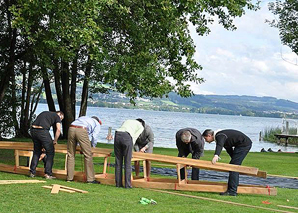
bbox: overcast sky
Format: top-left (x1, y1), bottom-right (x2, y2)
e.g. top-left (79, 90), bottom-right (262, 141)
top-left (189, 0), bottom-right (298, 103)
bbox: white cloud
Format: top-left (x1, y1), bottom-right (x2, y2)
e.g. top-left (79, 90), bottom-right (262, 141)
top-left (189, 1), bottom-right (298, 102)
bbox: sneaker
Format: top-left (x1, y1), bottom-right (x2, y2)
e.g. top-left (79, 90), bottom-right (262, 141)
top-left (86, 180), bottom-right (100, 184)
top-left (219, 191), bottom-right (237, 196)
top-left (44, 174), bottom-right (56, 179)
top-left (29, 173), bottom-right (35, 178)
top-left (66, 180), bottom-right (73, 182)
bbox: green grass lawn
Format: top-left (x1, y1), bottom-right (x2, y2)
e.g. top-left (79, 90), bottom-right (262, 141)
top-left (0, 141), bottom-right (298, 213)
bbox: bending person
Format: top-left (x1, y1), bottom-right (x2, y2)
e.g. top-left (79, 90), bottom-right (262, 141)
top-left (134, 122), bottom-right (154, 178)
top-left (30, 111), bottom-right (64, 179)
top-left (176, 128), bottom-right (204, 180)
top-left (67, 116), bottom-right (102, 184)
top-left (202, 129), bottom-right (252, 196)
top-left (114, 119), bottom-right (145, 188)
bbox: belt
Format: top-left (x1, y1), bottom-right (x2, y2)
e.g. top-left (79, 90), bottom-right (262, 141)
top-left (32, 125), bottom-right (43, 129)
top-left (70, 125), bottom-right (88, 131)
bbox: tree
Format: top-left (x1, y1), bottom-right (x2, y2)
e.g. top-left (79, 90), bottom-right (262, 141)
top-left (1, 0), bottom-right (260, 138)
top-left (268, 0), bottom-right (298, 55)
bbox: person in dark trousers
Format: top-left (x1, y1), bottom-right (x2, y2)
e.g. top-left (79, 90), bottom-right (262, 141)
top-left (134, 124), bottom-right (154, 178)
top-left (176, 128), bottom-right (204, 180)
top-left (114, 119), bottom-right (144, 188)
top-left (67, 116), bottom-right (102, 184)
top-left (29, 111), bottom-right (64, 179)
top-left (202, 129), bottom-right (252, 196)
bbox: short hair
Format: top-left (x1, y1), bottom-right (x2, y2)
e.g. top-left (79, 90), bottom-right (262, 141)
top-left (202, 129), bottom-right (214, 137)
top-left (56, 111), bottom-right (64, 118)
top-left (91, 116), bottom-right (100, 123)
top-left (181, 131), bottom-right (191, 143)
top-left (136, 118), bottom-right (145, 128)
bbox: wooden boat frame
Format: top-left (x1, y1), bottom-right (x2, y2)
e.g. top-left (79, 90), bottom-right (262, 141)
top-left (0, 141), bottom-right (276, 195)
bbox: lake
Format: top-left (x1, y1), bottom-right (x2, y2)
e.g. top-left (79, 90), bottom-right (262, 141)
top-left (36, 104), bottom-right (298, 152)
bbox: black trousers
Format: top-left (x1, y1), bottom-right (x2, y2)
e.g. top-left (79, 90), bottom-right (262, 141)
top-left (30, 129), bottom-right (55, 176)
top-left (114, 131), bottom-right (133, 188)
top-left (178, 150), bottom-right (200, 180)
top-left (227, 144), bottom-right (252, 194)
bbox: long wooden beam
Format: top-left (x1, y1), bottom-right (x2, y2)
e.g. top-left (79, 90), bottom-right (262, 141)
top-left (0, 141), bottom-right (113, 155)
top-left (0, 163), bottom-right (276, 196)
top-left (148, 189), bottom-right (289, 213)
top-left (133, 152), bottom-right (259, 176)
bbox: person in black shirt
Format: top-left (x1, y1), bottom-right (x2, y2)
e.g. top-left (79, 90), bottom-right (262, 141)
top-left (176, 128), bottom-right (205, 180)
top-left (29, 111), bottom-right (64, 179)
top-left (202, 129), bottom-right (252, 196)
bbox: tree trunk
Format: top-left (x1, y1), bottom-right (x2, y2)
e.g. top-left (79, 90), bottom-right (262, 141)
top-left (70, 54), bottom-right (78, 118)
top-left (79, 55), bottom-right (92, 117)
top-left (42, 68), bottom-right (56, 112)
top-left (61, 61), bottom-right (74, 138)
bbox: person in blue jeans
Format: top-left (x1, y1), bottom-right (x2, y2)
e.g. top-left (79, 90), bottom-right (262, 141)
top-left (30, 111), bottom-right (64, 179)
top-left (202, 129), bottom-right (252, 196)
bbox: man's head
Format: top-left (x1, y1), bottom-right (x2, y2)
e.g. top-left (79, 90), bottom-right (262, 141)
top-left (202, 129), bottom-right (214, 143)
top-left (92, 116), bottom-right (102, 125)
top-left (181, 131), bottom-right (191, 144)
top-left (56, 111), bottom-right (64, 121)
top-left (136, 118), bottom-right (145, 128)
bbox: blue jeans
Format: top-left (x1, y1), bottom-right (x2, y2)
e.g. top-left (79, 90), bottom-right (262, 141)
top-left (30, 129), bottom-right (55, 176)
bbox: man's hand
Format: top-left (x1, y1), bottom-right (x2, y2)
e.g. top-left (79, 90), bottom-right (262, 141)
top-left (212, 155), bottom-right (219, 164)
top-left (53, 140), bottom-right (58, 145)
top-left (140, 147), bottom-right (147, 153)
top-left (106, 134), bottom-right (113, 140)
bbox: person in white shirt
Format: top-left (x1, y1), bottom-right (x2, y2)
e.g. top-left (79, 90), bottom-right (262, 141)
top-left (114, 119), bottom-right (145, 188)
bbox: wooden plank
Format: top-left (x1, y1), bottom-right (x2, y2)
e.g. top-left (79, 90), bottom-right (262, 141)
top-left (0, 142), bottom-right (113, 155)
top-left (256, 170), bottom-right (267, 178)
top-left (268, 174), bottom-right (298, 179)
top-left (133, 152), bottom-right (259, 176)
top-left (42, 185), bottom-right (75, 193)
top-left (53, 184), bottom-right (88, 193)
top-left (51, 184), bottom-right (61, 194)
top-left (0, 180), bottom-right (46, 184)
top-left (0, 163), bottom-right (276, 196)
top-left (277, 205), bottom-right (298, 210)
top-left (148, 189), bottom-right (291, 213)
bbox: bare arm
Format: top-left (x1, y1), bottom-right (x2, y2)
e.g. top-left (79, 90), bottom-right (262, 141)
top-left (53, 123), bottom-right (61, 145)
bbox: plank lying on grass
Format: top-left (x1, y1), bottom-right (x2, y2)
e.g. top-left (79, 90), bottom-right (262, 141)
top-left (0, 180), bottom-right (46, 184)
top-left (148, 189), bottom-right (291, 213)
top-left (42, 186), bottom-right (75, 193)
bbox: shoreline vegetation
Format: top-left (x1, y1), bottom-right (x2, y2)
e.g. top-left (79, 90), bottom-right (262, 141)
top-left (263, 127), bottom-right (298, 145)
top-left (38, 91), bottom-right (298, 119)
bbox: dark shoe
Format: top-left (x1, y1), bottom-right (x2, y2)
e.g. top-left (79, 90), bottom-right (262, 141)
top-left (44, 174), bottom-right (56, 180)
top-left (260, 148), bottom-right (267, 152)
top-left (29, 173), bottom-right (35, 178)
top-left (87, 180), bottom-right (100, 184)
top-left (66, 180), bottom-right (74, 182)
top-left (220, 191), bottom-right (237, 196)
top-left (268, 148), bottom-right (274, 152)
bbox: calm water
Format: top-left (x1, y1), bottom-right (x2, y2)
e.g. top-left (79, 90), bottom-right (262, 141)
top-left (36, 104), bottom-right (298, 152)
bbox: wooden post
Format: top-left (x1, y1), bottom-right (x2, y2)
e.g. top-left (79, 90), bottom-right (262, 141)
top-left (103, 157), bottom-right (108, 174)
top-left (143, 160), bottom-right (147, 180)
top-left (65, 154), bottom-right (68, 170)
top-left (14, 150), bottom-right (19, 167)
